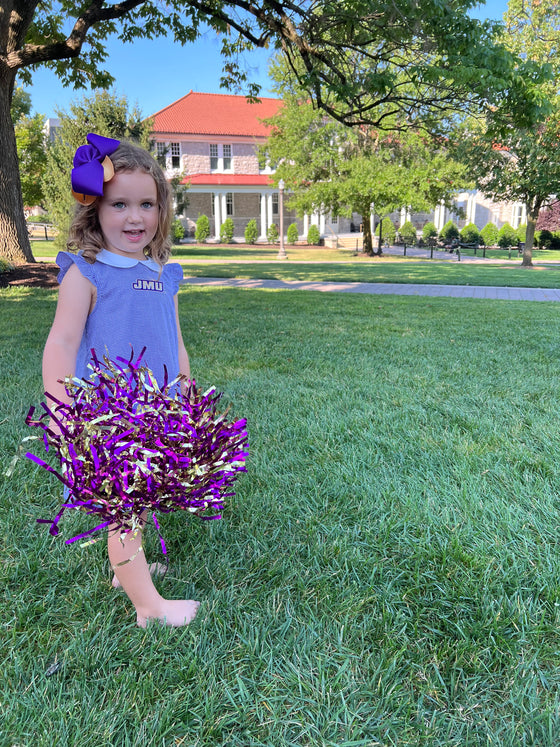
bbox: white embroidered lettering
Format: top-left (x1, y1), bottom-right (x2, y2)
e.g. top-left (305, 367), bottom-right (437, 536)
top-left (132, 280), bottom-right (163, 292)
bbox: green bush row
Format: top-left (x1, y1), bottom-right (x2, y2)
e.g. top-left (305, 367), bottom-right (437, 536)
top-left (194, 215), bottom-right (321, 245)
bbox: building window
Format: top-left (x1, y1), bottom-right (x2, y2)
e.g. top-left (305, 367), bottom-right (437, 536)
top-left (170, 142), bottom-right (180, 169)
top-left (512, 203), bottom-right (524, 229)
top-left (210, 144), bottom-right (233, 172)
top-left (272, 193), bottom-right (279, 215)
top-left (223, 144), bottom-right (232, 171)
top-left (210, 144), bottom-right (219, 171)
top-left (226, 193), bottom-right (234, 216)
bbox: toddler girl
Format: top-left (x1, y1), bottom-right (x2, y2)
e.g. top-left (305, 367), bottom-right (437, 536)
top-left (42, 133), bottom-right (199, 627)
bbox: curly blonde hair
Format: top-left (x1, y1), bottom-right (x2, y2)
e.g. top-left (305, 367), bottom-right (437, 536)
top-left (67, 140), bottom-right (173, 266)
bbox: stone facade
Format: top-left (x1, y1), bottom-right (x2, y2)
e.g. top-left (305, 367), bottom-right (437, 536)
top-left (152, 94), bottom-right (529, 244)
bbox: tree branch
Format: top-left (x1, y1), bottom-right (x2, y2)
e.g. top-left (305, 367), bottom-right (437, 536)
top-left (6, 0), bottom-right (146, 70)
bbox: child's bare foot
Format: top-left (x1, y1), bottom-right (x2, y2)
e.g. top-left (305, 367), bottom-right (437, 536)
top-left (136, 599), bottom-right (200, 628)
top-left (112, 562), bottom-right (167, 589)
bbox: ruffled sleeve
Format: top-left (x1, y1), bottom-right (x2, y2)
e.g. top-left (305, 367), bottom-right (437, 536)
top-left (165, 262), bottom-right (184, 295)
top-left (56, 252), bottom-right (98, 287)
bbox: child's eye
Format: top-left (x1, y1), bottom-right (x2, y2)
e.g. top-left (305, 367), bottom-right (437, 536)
top-left (112, 201), bottom-right (125, 209)
top-left (141, 201), bottom-right (155, 209)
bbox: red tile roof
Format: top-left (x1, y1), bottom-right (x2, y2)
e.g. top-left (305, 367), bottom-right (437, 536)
top-left (150, 91), bottom-right (282, 137)
top-left (184, 174), bottom-right (274, 186)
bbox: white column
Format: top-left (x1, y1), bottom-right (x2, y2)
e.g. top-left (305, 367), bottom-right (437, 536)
top-left (400, 207), bottom-right (406, 227)
top-left (260, 193), bottom-right (267, 239)
top-left (213, 192), bottom-right (221, 238)
top-left (434, 201), bottom-right (446, 231)
top-left (370, 211), bottom-right (375, 235)
top-left (467, 193), bottom-right (476, 225)
top-left (319, 211), bottom-right (326, 235)
top-left (303, 214), bottom-right (309, 235)
top-left (221, 193), bottom-right (227, 228)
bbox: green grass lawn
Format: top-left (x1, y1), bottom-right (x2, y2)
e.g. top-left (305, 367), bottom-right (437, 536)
top-left (3, 284), bottom-right (560, 745)
top-left (29, 241), bottom-right (560, 290)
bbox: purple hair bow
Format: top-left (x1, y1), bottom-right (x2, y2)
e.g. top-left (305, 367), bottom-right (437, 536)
top-left (71, 133), bottom-right (120, 204)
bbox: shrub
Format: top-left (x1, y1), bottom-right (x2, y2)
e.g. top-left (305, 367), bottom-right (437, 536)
top-left (400, 220), bottom-right (417, 245)
top-left (267, 223), bottom-right (279, 244)
top-left (171, 219), bottom-right (185, 244)
top-left (439, 220), bottom-right (460, 241)
top-left (0, 257), bottom-right (14, 275)
top-left (480, 222), bottom-right (499, 247)
top-left (244, 219), bottom-right (258, 244)
top-left (27, 214), bottom-right (52, 224)
top-left (287, 223), bottom-right (299, 245)
top-left (551, 231), bottom-right (560, 251)
top-left (538, 229), bottom-right (553, 249)
top-left (497, 222), bottom-right (518, 248)
top-left (422, 221), bottom-right (438, 241)
top-left (376, 218), bottom-right (396, 243)
top-left (307, 224), bottom-right (321, 245)
top-left (516, 223), bottom-right (527, 243)
top-left (220, 217), bottom-right (235, 243)
top-left (195, 214), bottom-right (210, 243)
top-left (460, 223), bottom-right (480, 245)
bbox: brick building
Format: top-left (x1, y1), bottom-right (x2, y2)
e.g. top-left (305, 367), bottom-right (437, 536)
top-left (150, 91), bottom-right (529, 243)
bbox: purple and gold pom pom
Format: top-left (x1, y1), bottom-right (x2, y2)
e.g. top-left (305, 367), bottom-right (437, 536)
top-left (26, 349), bottom-right (248, 545)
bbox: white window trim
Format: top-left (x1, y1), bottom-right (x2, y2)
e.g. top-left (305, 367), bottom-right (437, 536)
top-left (210, 143), bottom-right (233, 173)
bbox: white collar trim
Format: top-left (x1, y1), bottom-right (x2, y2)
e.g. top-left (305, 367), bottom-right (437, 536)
top-left (94, 249), bottom-right (160, 272)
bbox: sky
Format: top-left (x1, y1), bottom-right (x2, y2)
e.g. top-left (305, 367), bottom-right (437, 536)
top-left (27, 0), bottom-right (510, 120)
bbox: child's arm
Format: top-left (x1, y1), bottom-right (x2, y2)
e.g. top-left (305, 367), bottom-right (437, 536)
top-left (174, 295), bottom-right (191, 384)
top-left (43, 264), bottom-right (94, 403)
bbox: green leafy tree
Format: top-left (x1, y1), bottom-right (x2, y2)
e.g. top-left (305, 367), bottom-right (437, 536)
top-left (170, 173), bottom-right (189, 217)
top-left (263, 94), bottom-right (469, 255)
top-left (42, 90), bottom-right (151, 250)
top-left (10, 86), bottom-right (31, 124)
top-left (454, 0), bottom-right (560, 266)
top-left (15, 108), bottom-right (47, 208)
top-left (267, 223), bottom-right (279, 244)
top-left (11, 86), bottom-right (47, 209)
top-left (480, 223), bottom-right (499, 247)
top-left (0, 0), bottom-right (550, 263)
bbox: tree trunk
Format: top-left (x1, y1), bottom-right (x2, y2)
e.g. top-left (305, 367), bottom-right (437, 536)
top-left (0, 68), bottom-right (34, 264)
top-left (363, 214), bottom-right (373, 255)
top-left (522, 199), bottom-right (542, 268)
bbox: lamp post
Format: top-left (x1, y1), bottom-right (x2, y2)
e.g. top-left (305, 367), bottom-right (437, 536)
top-left (277, 179), bottom-right (287, 260)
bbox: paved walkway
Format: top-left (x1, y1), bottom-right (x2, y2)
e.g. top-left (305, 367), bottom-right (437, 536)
top-left (181, 276), bottom-right (560, 302)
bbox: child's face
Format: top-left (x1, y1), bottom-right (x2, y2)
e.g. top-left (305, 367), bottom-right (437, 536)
top-left (97, 170), bottom-right (159, 261)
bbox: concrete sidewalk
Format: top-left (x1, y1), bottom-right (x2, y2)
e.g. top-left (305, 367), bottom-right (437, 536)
top-left (181, 276), bottom-right (560, 302)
